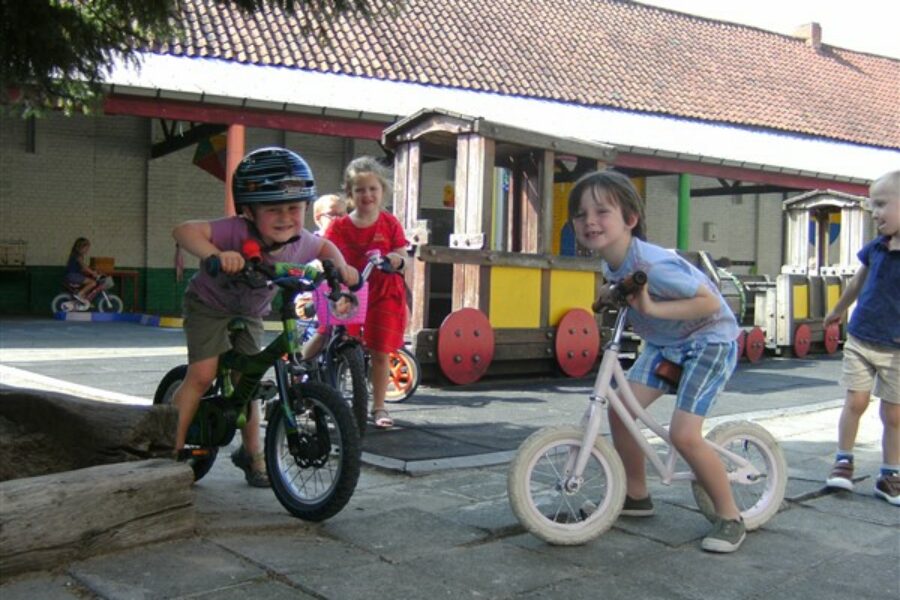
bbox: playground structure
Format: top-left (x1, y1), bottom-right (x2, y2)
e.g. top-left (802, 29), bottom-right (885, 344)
top-left (385, 109), bottom-right (620, 384)
top-left (384, 110), bottom-right (874, 384)
top-left (687, 190), bottom-right (871, 362)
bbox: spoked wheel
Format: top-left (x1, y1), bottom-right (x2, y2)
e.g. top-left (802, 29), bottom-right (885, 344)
top-left (153, 365), bottom-right (219, 481)
top-left (266, 381), bottom-right (361, 521)
top-left (50, 293), bottom-right (78, 313)
top-left (384, 347), bottom-right (420, 403)
top-left (692, 421), bottom-right (787, 530)
top-left (334, 345), bottom-right (369, 438)
top-left (97, 293), bottom-right (124, 313)
top-left (507, 426), bottom-right (626, 545)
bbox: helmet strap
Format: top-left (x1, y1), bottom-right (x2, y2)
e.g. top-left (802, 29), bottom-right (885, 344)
top-left (243, 217), bottom-right (300, 254)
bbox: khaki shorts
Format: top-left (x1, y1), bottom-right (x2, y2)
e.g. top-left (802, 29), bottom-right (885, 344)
top-left (183, 293), bottom-right (264, 364)
top-left (840, 335), bottom-right (900, 403)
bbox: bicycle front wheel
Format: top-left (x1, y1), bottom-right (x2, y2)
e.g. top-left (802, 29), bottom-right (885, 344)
top-left (266, 381), bottom-right (361, 521)
top-left (508, 426), bottom-right (626, 545)
top-left (384, 347), bottom-right (420, 403)
top-left (97, 293), bottom-right (124, 313)
top-left (691, 420), bottom-right (787, 530)
top-left (334, 345), bottom-right (368, 438)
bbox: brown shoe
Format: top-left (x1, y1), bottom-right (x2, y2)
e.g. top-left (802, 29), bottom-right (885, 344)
top-left (874, 473), bottom-right (900, 506)
top-left (825, 459), bottom-right (854, 491)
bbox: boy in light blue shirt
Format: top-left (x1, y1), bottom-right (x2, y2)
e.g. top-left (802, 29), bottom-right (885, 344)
top-left (569, 170), bottom-right (742, 552)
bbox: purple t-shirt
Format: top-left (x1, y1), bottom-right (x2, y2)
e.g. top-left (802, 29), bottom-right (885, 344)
top-left (186, 217), bottom-right (324, 316)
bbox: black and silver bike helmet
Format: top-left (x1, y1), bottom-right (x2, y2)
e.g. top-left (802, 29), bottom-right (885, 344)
top-left (232, 147), bottom-right (317, 208)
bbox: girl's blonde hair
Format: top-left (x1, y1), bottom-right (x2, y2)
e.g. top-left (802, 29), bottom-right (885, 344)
top-left (342, 156), bottom-right (393, 206)
top-left (567, 170), bottom-right (647, 241)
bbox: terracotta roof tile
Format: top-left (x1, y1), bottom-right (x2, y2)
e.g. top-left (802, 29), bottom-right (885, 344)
top-left (153, 0), bottom-right (900, 149)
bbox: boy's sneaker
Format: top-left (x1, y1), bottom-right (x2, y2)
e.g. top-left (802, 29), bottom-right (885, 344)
top-left (701, 517), bottom-right (746, 553)
top-left (825, 459), bottom-right (854, 491)
top-left (620, 494), bottom-right (655, 517)
top-left (231, 446), bottom-right (270, 488)
top-left (874, 473), bottom-right (900, 506)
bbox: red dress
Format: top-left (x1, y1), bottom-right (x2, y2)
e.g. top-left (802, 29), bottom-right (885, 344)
top-left (326, 211), bottom-right (408, 353)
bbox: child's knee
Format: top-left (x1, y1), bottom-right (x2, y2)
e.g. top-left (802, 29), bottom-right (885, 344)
top-left (880, 401), bottom-right (900, 427)
top-left (669, 425), bottom-right (703, 454)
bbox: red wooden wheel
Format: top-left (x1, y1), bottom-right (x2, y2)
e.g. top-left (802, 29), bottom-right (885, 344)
top-left (745, 327), bottom-right (766, 364)
top-left (823, 323), bottom-right (841, 355)
top-left (554, 309), bottom-right (600, 378)
top-left (437, 308), bottom-right (495, 385)
top-left (793, 324), bottom-right (812, 358)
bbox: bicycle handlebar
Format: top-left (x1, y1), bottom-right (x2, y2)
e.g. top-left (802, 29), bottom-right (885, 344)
top-left (349, 250), bottom-right (398, 292)
top-left (591, 270), bottom-right (648, 313)
top-left (203, 253), bottom-right (333, 295)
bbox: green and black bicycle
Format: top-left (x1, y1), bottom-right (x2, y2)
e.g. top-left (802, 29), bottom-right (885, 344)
top-left (154, 253), bottom-right (361, 522)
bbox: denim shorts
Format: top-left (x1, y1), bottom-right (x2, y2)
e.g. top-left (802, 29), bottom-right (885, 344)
top-left (626, 340), bottom-right (738, 416)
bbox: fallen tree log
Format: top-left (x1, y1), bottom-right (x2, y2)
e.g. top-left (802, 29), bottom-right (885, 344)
top-left (0, 459), bottom-right (195, 578)
top-left (0, 386), bottom-right (177, 481)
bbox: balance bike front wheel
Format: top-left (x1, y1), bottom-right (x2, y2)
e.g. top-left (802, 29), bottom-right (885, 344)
top-left (507, 426), bottom-right (626, 545)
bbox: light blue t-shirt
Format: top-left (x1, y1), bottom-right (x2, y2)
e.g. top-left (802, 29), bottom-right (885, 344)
top-left (603, 238), bottom-right (738, 347)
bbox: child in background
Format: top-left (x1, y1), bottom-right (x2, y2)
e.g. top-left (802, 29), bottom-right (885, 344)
top-left (569, 169), bottom-right (745, 553)
top-left (313, 193), bottom-right (348, 236)
top-left (172, 147), bottom-right (357, 486)
top-left (64, 237), bottom-right (101, 300)
top-left (823, 170), bottom-right (900, 506)
top-left (326, 156), bottom-right (408, 429)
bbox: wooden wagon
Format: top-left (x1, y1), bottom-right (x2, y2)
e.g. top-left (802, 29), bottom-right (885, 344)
top-left (383, 109), bottom-right (624, 384)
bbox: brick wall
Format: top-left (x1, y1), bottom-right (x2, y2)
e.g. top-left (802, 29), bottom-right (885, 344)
top-left (1, 111), bottom-right (792, 315)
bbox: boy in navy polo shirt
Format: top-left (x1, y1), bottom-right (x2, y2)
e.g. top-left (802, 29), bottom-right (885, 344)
top-left (823, 170), bottom-right (900, 505)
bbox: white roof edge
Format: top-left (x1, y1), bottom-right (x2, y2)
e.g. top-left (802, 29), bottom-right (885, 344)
top-left (106, 54), bottom-right (900, 181)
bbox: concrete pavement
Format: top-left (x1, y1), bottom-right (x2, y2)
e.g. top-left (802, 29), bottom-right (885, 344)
top-left (1, 318), bottom-right (898, 598)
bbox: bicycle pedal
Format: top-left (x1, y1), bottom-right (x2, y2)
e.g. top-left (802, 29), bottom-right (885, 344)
top-left (175, 448), bottom-right (212, 461)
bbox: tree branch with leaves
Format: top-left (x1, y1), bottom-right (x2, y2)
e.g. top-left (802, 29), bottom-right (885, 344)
top-left (0, 0), bottom-right (397, 117)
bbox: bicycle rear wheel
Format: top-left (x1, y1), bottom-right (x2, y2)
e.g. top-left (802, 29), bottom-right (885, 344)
top-left (508, 426), bottom-right (626, 545)
top-left (266, 381), bottom-right (361, 521)
top-left (384, 347), bottom-right (420, 403)
top-left (153, 365), bottom-right (219, 481)
top-left (691, 420), bottom-right (787, 530)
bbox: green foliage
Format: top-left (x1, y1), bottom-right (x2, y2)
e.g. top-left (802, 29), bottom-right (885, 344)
top-left (0, 0), bottom-right (397, 118)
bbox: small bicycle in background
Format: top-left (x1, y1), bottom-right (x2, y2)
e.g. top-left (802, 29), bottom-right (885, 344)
top-left (507, 271), bottom-right (787, 545)
top-left (51, 274), bottom-right (123, 313)
top-left (154, 247), bottom-right (362, 522)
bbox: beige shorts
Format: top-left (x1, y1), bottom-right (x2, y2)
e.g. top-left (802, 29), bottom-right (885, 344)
top-left (183, 293), bottom-right (264, 364)
top-left (841, 335), bottom-right (900, 403)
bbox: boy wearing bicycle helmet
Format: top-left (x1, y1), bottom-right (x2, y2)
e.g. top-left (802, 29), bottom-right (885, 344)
top-left (172, 147), bottom-right (358, 487)
top-left (569, 170), bottom-right (743, 553)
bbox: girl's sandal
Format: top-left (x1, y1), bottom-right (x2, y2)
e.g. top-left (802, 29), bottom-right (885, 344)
top-left (371, 408), bottom-right (394, 429)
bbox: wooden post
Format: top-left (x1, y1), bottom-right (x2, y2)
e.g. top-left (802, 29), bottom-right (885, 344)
top-left (393, 141), bottom-right (429, 333)
top-left (225, 124), bottom-right (246, 216)
top-left (452, 134), bottom-right (494, 312)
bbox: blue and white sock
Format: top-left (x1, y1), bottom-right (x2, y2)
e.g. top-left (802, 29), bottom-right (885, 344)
top-left (836, 451), bottom-right (854, 464)
top-left (880, 464), bottom-right (900, 478)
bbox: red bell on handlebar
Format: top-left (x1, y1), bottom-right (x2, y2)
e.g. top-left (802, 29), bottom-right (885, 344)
top-left (242, 239), bottom-right (263, 262)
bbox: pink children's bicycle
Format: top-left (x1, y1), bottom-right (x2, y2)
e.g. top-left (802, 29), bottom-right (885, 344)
top-left (51, 274), bottom-right (123, 314)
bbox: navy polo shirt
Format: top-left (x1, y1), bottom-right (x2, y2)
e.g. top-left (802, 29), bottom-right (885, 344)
top-left (848, 236), bottom-right (900, 349)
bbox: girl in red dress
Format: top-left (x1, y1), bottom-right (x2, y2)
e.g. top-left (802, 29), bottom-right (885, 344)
top-left (326, 157), bottom-right (408, 429)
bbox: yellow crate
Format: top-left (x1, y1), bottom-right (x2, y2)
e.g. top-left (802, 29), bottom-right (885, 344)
top-left (90, 257), bottom-right (115, 274)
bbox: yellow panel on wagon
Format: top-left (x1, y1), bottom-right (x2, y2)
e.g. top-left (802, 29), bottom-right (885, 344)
top-left (489, 267), bottom-right (541, 328)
